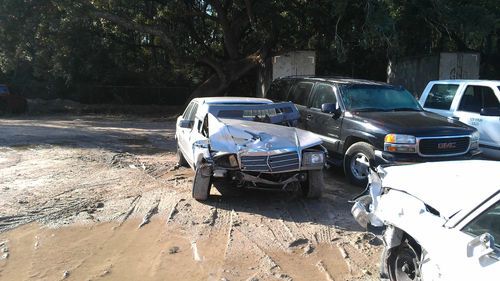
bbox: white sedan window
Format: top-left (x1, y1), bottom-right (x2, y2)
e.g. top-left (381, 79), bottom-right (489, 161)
top-left (423, 84), bottom-right (459, 110)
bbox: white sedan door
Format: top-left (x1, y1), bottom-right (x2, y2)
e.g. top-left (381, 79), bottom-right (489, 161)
top-left (177, 102), bottom-right (198, 165)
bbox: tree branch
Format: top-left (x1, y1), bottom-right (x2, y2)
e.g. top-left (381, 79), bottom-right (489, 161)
top-left (90, 10), bottom-right (175, 50)
top-left (206, 0), bottom-right (240, 59)
top-left (199, 57), bottom-right (227, 85)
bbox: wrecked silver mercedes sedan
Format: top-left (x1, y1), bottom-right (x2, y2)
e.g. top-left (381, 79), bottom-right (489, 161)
top-left (175, 97), bottom-right (326, 200)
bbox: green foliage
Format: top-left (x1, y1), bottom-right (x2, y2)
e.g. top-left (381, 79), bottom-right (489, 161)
top-left (0, 0), bottom-right (499, 101)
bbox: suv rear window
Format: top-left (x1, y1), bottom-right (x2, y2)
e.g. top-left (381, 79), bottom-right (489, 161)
top-left (423, 84), bottom-right (459, 110)
top-left (267, 80), bottom-right (293, 101)
top-left (288, 82), bottom-right (313, 106)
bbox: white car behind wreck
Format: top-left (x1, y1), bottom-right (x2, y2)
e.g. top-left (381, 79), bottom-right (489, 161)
top-left (175, 97), bottom-right (326, 200)
top-left (351, 160), bottom-right (500, 281)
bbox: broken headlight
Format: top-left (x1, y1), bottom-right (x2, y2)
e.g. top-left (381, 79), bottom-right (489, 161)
top-left (214, 154), bottom-right (239, 168)
top-left (302, 151), bottom-right (325, 168)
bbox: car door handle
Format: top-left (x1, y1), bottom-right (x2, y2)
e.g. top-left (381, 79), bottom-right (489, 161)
top-left (306, 114), bottom-right (312, 121)
top-left (450, 116), bottom-right (459, 120)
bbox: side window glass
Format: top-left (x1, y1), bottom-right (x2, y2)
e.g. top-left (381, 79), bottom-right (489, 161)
top-left (462, 200), bottom-right (500, 249)
top-left (267, 80), bottom-right (292, 101)
top-left (483, 88), bottom-right (500, 108)
top-left (458, 86), bottom-right (497, 113)
top-left (288, 82), bottom-right (314, 106)
top-left (311, 84), bottom-right (336, 109)
top-left (423, 84), bottom-right (459, 110)
top-left (187, 103), bottom-right (198, 121)
top-left (201, 114), bottom-right (209, 137)
top-left (197, 119), bottom-right (202, 133)
top-left (182, 102), bottom-right (194, 119)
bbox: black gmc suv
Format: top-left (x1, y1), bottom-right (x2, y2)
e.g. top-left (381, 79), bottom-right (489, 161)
top-left (267, 77), bottom-right (481, 186)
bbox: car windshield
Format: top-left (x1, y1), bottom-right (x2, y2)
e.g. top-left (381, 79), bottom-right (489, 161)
top-left (341, 85), bottom-right (422, 112)
top-left (0, 85), bottom-right (8, 95)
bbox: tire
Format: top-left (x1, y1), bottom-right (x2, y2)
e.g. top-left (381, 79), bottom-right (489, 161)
top-left (386, 238), bottom-right (422, 281)
top-left (176, 143), bottom-right (189, 167)
top-left (192, 163), bottom-right (212, 201)
top-left (301, 170), bottom-right (324, 198)
top-left (344, 142), bottom-right (374, 187)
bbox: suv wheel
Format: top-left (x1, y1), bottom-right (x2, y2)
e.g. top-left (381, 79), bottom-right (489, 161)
top-left (344, 142), bottom-right (374, 187)
top-left (176, 143), bottom-right (188, 167)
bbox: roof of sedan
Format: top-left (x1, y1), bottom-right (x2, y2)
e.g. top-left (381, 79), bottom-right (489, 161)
top-left (382, 160), bottom-right (500, 220)
top-left (195, 97), bottom-right (273, 104)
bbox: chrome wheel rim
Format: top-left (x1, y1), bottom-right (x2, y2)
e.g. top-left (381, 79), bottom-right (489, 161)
top-left (350, 152), bottom-right (369, 180)
top-left (394, 246), bottom-right (420, 281)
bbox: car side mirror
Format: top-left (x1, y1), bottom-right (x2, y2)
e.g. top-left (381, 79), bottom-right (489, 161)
top-left (321, 102), bottom-right (342, 119)
top-left (480, 107), bottom-right (500, 116)
top-left (178, 119), bottom-right (193, 129)
top-left (467, 233), bottom-right (497, 259)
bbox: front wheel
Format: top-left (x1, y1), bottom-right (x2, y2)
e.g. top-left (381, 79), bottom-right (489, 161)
top-left (301, 170), bottom-right (324, 198)
top-left (386, 239), bottom-right (422, 281)
top-left (192, 163), bottom-right (212, 201)
top-left (344, 142), bottom-right (375, 187)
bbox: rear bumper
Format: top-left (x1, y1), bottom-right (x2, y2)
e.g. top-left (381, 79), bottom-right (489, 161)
top-left (375, 148), bottom-right (482, 165)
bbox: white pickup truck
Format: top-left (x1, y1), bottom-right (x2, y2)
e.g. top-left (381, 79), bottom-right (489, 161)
top-left (419, 80), bottom-right (500, 159)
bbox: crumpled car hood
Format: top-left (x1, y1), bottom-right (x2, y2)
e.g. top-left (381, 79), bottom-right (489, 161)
top-left (208, 115), bottom-right (322, 154)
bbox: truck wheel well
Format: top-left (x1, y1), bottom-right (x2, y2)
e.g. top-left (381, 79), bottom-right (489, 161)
top-left (343, 136), bottom-right (370, 154)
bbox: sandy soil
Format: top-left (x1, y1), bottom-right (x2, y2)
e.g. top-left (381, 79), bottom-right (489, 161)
top-left (0, 115), bottom-right (381, 281)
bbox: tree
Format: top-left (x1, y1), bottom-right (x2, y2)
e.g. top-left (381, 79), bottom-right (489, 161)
top-left (76, 0), bottom-right (321, 99)
top-left (1, 0), bottom-right (499, 102)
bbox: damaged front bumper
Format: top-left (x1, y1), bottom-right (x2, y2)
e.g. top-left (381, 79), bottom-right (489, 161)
top-left (212, 168), bottom-right (308, 191)
top-left (210, 148), bottom-right (325, 190)
top-left (350, 167), bottom-right (385, 230)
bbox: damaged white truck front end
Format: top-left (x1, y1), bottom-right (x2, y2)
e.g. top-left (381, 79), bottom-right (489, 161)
top-left (351, 161), bottom-right (500, 281)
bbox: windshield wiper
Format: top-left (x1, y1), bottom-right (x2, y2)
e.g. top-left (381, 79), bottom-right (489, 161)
top-left (352, 108), bottom-right (391, 112)
top-left (391, 108), bottom-right (422, 112)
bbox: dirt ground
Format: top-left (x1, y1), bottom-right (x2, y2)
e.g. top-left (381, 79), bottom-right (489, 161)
top-left (0, 115), bottom-right (381, 281)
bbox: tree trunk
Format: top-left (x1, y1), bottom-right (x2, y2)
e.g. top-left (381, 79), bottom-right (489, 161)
top-left (188, 49), bottom-right (269, 101)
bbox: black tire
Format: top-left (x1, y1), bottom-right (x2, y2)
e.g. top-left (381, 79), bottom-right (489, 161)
top-left (386, 238), bottom-right (422, 281)
top-left (344, 142), bottom-right (375, 187)
top-left (301, 170), bottom-right (324, 198)
top-left (176, 143), bottom-right (189, 167)
top-left (192, 163), bottom-right (212, 201)
top-left (380, 247), bottom-right (392, 280)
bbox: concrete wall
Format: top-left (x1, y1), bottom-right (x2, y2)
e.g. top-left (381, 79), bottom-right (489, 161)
top-left (257, 51), bottom-right (315, 97)
top-left (388, 55), bottom-right (439, 97)
top-left (388, 52), bottom-right (480, 97)
top-left (439, 52), bottom-right (480, 80)
top-left (272, 51), bottom-right (316, 79)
